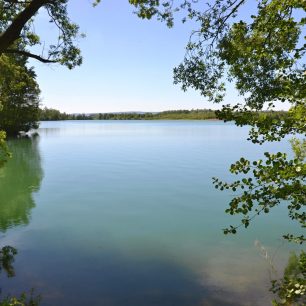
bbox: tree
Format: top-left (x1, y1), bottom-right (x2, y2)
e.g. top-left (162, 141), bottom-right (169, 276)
top-left (0, 0), bottom-right (85, 69)
top-left (130, 0), bottom-right (306, 241)
top-left (39, 107), bottom-right (71, 120)
top-left (0, 0), bottom-right (110, 69)
top-left (0, 52), bottom-right (40, 135)
top-left (130, 1), bottom-right (305, 303)
top-left (0, 131), bottom-right (10, 167)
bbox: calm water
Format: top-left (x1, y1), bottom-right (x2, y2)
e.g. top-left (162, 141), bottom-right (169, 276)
top-left (0, 121), bottom-right (301, 305)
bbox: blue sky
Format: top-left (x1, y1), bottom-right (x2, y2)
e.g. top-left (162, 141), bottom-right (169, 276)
top-left (30, 1), bottom-right (286, 113)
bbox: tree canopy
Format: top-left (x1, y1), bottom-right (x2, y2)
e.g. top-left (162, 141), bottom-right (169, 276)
top-left (0, 0), bottom-right (85, 69)
top-left (130, 0), bottom-right (305, 105)
top-left (0, 52), bottom-right (40, 135)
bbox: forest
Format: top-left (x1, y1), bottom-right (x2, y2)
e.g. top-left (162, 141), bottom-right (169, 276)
top-left (38, 107), bottom-right (288, 122)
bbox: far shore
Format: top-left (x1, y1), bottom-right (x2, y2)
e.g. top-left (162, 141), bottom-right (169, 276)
top-left (39, 108), bottom-right (287, 121)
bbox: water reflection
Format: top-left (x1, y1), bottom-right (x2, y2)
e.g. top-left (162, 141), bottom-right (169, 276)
top-left (0, 122), bottom-right (298, 305)
top-left (0, 136), bottom-right (43, 231)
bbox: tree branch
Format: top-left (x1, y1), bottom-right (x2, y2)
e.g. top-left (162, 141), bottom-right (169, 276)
top-left (0, 0), bottom-right (49, 53)
top-left (4, 49), bottom-right (58, 63)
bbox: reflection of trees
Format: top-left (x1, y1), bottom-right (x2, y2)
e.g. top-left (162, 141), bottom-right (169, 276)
top-left (0, 136), bottom-right (43, 231)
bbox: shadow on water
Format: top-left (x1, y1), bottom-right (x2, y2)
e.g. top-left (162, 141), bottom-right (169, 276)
top-left (0, 135), bottom-right (43, 232)
top-left (24, 249), bottom-right (248, 306)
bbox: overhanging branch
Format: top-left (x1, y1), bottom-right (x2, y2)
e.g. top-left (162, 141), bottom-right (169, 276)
top-left (0, 0), bottom-right (49, 53)
top-left (4, 49), bottom-right (58, 63)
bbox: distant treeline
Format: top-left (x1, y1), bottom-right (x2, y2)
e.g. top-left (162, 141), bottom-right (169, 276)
top-left (39, 108), bottom-right (87, 120)
top-left (39, 107), bottom-right (288, 121)
top-left (95, 109), bottom-right (218, 120)
top-left (39, 108), bottom-right (218, 120)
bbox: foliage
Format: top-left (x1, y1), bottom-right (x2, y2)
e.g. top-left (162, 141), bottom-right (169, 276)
top-left (130, 0), bottom-right (305, 106)
top-left (39, 108), bottom-right (218, 120)
top-left (0, 0), bottom-right (305, 304)
top-left (0, 0), bottom-right (86, 69)
top-left (0, 131), bottom-right (10, 167)
top-left (95, 109), bottom-right (218, 120)
top-left (213, 137), bottom-right (306, 244)
top-left (131, 1), bottom-right (306, 303)
top-left (0, 290), bottom-right (40, 306)
top-left (271, 251), bottom-right (306, 305)
top-left (130, 0), bottom-right (306, 243)
top-left (255, 240), bottom-right (306, 305)
top-left (40, 107), bottom-right (289, 121)
top-left (39, 107), bottom-right (71, 121)
top-left (0, 53), bottom-right (40, 136)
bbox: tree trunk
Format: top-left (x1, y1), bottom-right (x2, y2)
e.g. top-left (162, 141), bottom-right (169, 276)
top-left (0, 0), bottom-right (48, 54)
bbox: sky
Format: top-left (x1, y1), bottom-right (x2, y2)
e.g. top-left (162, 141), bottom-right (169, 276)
top-left (29, 0), bottom-right (287, 113)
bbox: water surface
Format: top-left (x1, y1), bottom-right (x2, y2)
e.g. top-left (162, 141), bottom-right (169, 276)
top-left (0, 121), bottom-right (301, 305)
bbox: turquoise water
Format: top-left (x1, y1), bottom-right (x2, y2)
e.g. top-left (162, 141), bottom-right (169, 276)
top-left (0, 121), bottom-right (301, 305)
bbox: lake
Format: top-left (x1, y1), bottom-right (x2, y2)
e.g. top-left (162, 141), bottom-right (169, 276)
top-left (0, 121), bottom-right (301, 305)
